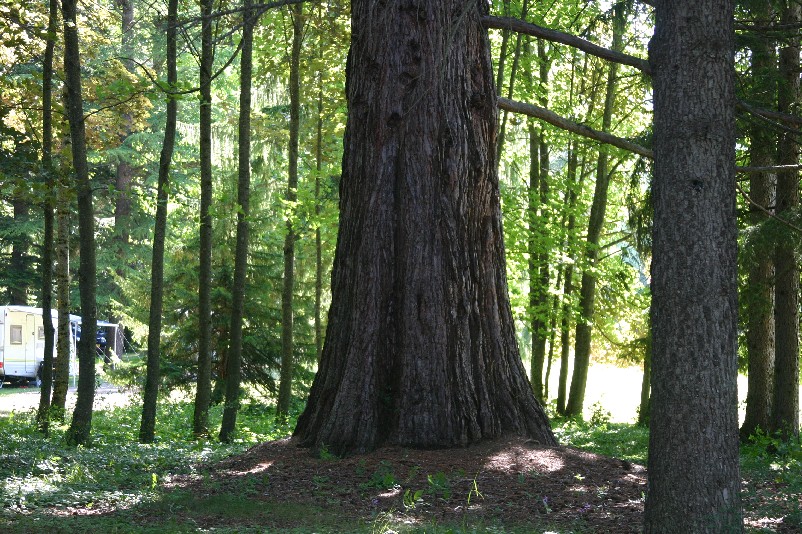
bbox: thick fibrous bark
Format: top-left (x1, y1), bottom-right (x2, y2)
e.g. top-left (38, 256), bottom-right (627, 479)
top-left (644, 0), bottom-right (743, 531)
top-left (294, 0), bottom-right (556, 456)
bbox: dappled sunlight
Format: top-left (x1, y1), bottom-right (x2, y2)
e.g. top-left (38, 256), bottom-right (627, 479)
top-left (483, 443), bottom-right (565, 474)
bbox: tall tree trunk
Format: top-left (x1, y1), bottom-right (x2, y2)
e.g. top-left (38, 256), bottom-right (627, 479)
top-left (62, 0), bottom-right (98, 446)
top-left (741, 0), bottom-right (777, 441)
top-left (495, 0), bottom-right (529, 165)
top-left (294, 0), bottom-right (556, 456)
top-left (139, 0), bottom-right (178, 444)
top-left (644, 0), bottom-right (743, 530)
top-left (114, 0), bottom-right (135, 275)
top-left (51, 181), bottom-right (71, 415)
top-left (276, 3), bottom-right (303, 421)
top-left (772, 0), bottom-right (801, 439)
top-left (314, 71), bottom-right (324, 363)
top-left (37, 0), bottom-right (59, 433)
top-left (637, 338), bottom-right (651, 426)
top-left (220, 0), bottom-right (254, 442)
top-left (565, 4), bottom-right (624, 418)
top-left (193, 0), bottom-right (214, 437)
top-left (530, 39), bottom-right (551, 404)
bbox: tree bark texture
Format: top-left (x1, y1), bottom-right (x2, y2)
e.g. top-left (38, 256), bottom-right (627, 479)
top-left (566, 2), bottom-right (624, 418)
top-left (114, 0), bottom-right (134, 273)
top-left (644, 0), bottom-right (743, 531)
top-left (276, 2), bottom-right (303, 421)
top-left (741, 0), bottom-right (776, 441)
top-left (220, 0), bottom-right (254, 442)
top-left (193, 0), bottom-right (214, 437)
top-left (51, 182), bottom-right (71, 415)
top-left (37, 0), bottom-right (59, 432)
top-left (139, 0), bottom-right (178, 444)
top-left (771, 0), bottom-right (800, 439)
top-left (294, 0), bottom-right (556, 455)
top-left (62, 0), bottom-right (97, 446)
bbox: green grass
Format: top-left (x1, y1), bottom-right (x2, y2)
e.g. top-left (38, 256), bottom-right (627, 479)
top-left (0, 392), bottom-right (798, 533)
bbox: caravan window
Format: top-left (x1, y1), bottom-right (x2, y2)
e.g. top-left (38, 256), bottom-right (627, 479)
top-left (10, 325), bottom-right (22, 344)
top-left (38, 326), bottom-right (45, 339)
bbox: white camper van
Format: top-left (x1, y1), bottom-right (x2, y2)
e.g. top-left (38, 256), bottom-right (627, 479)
top-left (0, 306), bottom-right (79, 388)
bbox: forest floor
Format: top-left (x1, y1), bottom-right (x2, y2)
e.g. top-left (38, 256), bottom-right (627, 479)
top-left (156, 435), bottom-right (649, 533)
top-left (1, 368), bottom-right (800, 532)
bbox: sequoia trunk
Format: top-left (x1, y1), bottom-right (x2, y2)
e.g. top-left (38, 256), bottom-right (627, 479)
top-left (294, 0), bottom-right (555, 455)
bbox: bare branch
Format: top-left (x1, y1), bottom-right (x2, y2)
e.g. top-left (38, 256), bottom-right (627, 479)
top-left (498, 97), bottom-right (654, 158)
top-left (736, 181), bottom-right (802, 234)
top-left (483, 16), bottom-right (652, 74)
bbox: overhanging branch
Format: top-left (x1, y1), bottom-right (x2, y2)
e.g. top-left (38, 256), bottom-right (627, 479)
top-left (498, 97), bottom-right (654, 158)
top-left (483, 16), bottom-right (652, 75)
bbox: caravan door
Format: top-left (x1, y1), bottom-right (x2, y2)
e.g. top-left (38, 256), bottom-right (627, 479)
top-left (25, 313), bottom-right (35, 374)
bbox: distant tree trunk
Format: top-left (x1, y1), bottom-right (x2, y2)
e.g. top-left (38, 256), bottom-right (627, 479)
top-left (565, 3), bottom-right (624, 418)
top-left (530, 39), bottom-right (551, 404)
top-left (139, 0), bottom-right (178, 444)
top-left (314, 72), bottom-right (324, 363)
top-left (772, 0), bottom-right (800, 440)
top-left (37, 0), bottom-right (59, 433)
top-left (294, 0), bottom-right (556, 456)
top-left (543, 263), bottom-right (563, 400)
top-left (51, 182), bottom-right (71, 415)
top-left (276, 3), bottom-right (303, 422)
top-left (741, 0), bottom-right (777, 441)
top-left (62, 0), bottom-right (98, 446)
top-left (637, 338), bottom-right (651, 426)
top-left (495, 0), bottom-right (529, 164)
top-left (193, 0), bottom-right (214, 438)
top-left (220, 0), bottom-right (254, 443)
top-left (114, 0), bottom-right (135, 275)
top-left (644, 0), bottom-right (743, 531)
top-left (9, 199), bottom-right (30, 305)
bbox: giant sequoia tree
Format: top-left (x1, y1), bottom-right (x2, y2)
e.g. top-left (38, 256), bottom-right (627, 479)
top-left (645, 0), bottom-right (742, 530)
top-left (294, 0), bottom-right (556, 455)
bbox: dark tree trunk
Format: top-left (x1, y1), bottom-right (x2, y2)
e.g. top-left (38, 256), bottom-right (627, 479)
top-left (220, 0), bottom-right (254, 442)
top-left (139, 0), bottom-right (178, 444)
top-left (9, 199), bottom-right (30, 305)
top-left (566, 3), bottom-right (624, 418)
top-left (193, 0), bottom-right (214, 437)
top-left (113, 0), bottom-right (135, 276)
top-left (637, 339), bottom-right (651, 426)
top-left (644, 0), bottom-right (743, 531)
top-left (314, 68), bottom-right (324, 363)
top-left (276, 2), bottom-right (303, 421)
top-left (51, 184), bottom-right (71, 415)
top-left (62, 0), bottom-right (97, 446)
top-left (37, 0), bottom-right (59, 433)
top-left (741, 0), bottom-right (777, 441)
top-left (771, 0), bottom-right (800, 440)
top-left (294, 0), bottom-right (556, 456)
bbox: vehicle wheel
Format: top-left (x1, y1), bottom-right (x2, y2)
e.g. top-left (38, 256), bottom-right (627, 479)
top-left (0, 379), bottom-right (4, 389)
top-left (34, 365), bottom-right (43, 388)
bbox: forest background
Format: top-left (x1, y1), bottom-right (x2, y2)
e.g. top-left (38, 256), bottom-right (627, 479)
top-left (1, 0), bottom-right (802, 531)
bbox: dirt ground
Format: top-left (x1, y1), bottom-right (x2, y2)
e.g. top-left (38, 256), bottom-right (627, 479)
top-left (165, 436), bottom-right (649, 532)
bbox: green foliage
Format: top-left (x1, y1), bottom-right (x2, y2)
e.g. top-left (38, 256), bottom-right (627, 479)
top-left (551, 418), bottom-right (649, 464)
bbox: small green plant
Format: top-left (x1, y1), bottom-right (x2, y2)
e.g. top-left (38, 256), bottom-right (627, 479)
top-left (588, 401), bottom-right (612, 427)
top-left (403, 488), bottom-right (424, 509)
top-left (318, 443), bottom-right (339, 461)
top-left (362, 461), bottom-right (397, 490)
top-left (466, 477), bottom-right (483, 506)
top-left (426, 471), bottom-right (452, 500)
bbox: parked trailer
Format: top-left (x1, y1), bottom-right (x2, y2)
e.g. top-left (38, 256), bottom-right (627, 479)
top-left (0, 306), bottom-right (79, 388)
